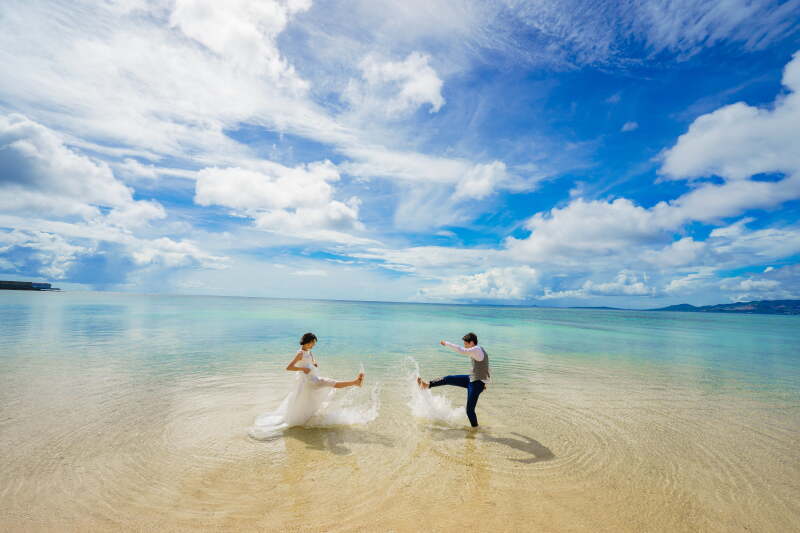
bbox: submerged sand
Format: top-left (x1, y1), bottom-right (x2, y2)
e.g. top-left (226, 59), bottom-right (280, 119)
top-left (2, 361), bottom-right (798, 532)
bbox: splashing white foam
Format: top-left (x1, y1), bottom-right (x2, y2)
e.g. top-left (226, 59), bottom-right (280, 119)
top-left (250, 364), bottom-right (379, 439)
top-left (403, 356), bottom-right (464, 425)
top-left (312, 378), bottom-right (380, 427)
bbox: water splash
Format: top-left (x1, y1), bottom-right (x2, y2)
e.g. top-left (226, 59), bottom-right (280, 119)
top-left (312, 376), bottom-right (380, 427)
top-left (251, 364), bottom-right (380, 439)
top-left (403, 356), bottom-right (464, 425)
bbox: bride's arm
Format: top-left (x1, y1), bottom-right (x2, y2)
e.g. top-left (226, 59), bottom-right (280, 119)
top-left (286, 352), bottom-right (310, 374)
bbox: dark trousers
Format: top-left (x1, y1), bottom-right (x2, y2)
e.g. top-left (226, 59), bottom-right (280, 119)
top-left (429, 375), bottom-right (485, 427)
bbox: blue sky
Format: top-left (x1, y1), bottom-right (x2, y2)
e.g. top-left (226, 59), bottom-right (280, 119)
top-left (1, 0), bottom-right (799, 307)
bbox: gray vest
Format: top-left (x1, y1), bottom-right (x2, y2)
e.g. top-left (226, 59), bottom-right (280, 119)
top-left (471, 347), bottom-right (490, 382)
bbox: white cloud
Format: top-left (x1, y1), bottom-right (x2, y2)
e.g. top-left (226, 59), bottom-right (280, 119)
top-left (194, 160), bottom-right (370, 243)
top-left (621, 121), bottom-right (638, 132)
top-left (581, 270), bottom-right (652, 296)
top-left (497, 51), bottom-right (800, 291)
top-left (419, 265), bottom-right (539, 301)
top-left (350, 51), bottom-right (445, 116)
top-left (130, 236), bottom-right (227, 269)
top-left (541, 270), bottom-right (653, 299)
top-left (719, 266), bottom-right (800, 302)
top-left (170, 0), bottom-right (311, 91)
top-left (642, 237), bottom-right (707, 268)
top-left (505, 198), bottom-right (671, 264)
top-left (0, 114), bottom-right (129, 210)
top-left (655, 51), bottom-right (800, 224)
top-left (661, 52), bottom-right (800, 182)
top-left (340, 148), bottom-right (532, 230)
top-left (105, 201), bottom-right (167, 230)
top-left (114, 158), bottom-right (160, 180)
top-left (663, 268), bottom-right (719, 295)
top-left (453, 161), bottom-right (512, 200)
top-left (0, 229), bottom-right (95, 279)
top-left (0, 113), bottom-right (166, 229)
top-left (195, 161), bottom-right (340, 211)
top-left (0, 214), bottom-right (228, 281)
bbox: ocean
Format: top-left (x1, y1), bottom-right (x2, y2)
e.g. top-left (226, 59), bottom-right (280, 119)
top-left (1, 291), bottom-right (798, 531)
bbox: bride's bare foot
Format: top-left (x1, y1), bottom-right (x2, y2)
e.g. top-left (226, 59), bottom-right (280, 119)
top-left (355, 372), bottom-right (364, 387)
top-left (417, 376), bottom-right (429, 389)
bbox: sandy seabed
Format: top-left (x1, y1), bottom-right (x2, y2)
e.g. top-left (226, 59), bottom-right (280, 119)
top-left (2, 366), bottom-right (798, 532)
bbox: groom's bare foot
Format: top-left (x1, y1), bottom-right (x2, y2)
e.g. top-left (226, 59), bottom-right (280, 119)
top-left (417, 377), bottom-right (429, 389)
top-left (355, 373), bottom-right (364, 387)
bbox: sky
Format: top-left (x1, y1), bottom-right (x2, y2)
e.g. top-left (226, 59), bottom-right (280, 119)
top-left (1, 0), bottom-right (799, 307)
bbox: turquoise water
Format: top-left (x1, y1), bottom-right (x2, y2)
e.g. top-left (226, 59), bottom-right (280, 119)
top-left (3, 291), bottom-right (797, 400)
top-left (2, 291), bottom-right (799, 531)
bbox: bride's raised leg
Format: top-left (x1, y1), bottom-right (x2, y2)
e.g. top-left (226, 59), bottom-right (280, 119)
top-left (334, 372), bottom-right (364, 388)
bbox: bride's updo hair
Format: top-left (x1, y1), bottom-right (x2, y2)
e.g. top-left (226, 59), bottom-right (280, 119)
top-left (300, 332), bottom-right (317, 346)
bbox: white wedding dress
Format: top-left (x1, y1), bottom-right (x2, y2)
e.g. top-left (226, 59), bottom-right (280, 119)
top-left (250, 350), bottom-right (336, 439)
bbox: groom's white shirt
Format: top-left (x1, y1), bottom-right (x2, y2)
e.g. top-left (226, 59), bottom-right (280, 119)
top-left (443, 341), bottom-right (485, 362)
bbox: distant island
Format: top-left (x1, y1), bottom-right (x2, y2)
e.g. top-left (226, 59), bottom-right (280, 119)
top-left (0, 280), bottom-right (60, 291)
top-left (647, 299), bottom-right (800, 315)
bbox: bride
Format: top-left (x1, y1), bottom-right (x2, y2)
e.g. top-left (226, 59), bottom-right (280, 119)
top-left (250, 332), bottom-right (364, 439)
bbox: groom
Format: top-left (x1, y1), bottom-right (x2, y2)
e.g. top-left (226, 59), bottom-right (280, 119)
top-left (417, 332), bottom-right (490, 428)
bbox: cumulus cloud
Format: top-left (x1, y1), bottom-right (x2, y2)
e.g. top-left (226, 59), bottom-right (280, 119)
top-left (0, 113), bottom-right (166, 228)
top-left (541, 270), bottom-right (653, 299)
top-left (621, 121), bottom-right (638, 132)
top-left (581, 270), bottom-right (652, 296)
top-left (170, 0), bottom-right (310, 90)
top-left (719, 263), bottom-right (800, 301)
top-left (642, 237), bottom-right (707, 268)
top-left (505, 198), bottom-right (671, 264)
top-left (0, 213), bottom-right (227, 283)
top-left (0, 229), bottom-right (95, 279)
top-left (130, 236), bottom-right (228, 269)
top-left (195, 161), bottom-right (340, 210)
top-left (657, 51), bottom-right (800, 222)
top-left (453, 161), bottom-right (512, 200)
top-left (1, 114), bottom-right (130, 215)
top-left (478, 52), bottom-right (800, 302)
top-left (348, 51), bottom-right (445, 116)
top-left (194, 160), bottom-right (369, 243)
top-left (419, 266), bottom-right (539, 301)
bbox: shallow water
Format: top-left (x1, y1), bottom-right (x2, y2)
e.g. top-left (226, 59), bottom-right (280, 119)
top-left (1, 291), bottom-right (799, 531)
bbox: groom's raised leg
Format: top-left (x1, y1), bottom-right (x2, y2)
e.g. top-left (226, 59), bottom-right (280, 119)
top-left (428, 375), bottom-right (470, 388)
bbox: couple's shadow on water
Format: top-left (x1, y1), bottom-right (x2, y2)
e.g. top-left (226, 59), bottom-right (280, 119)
top-left (284, 426), bottom-right (395, 456)
top-left (284, 426), bottom-right (554, 464)
top-left (427, 428), bottom-right (555, 464)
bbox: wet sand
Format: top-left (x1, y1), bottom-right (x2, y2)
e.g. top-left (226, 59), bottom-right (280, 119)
top-left (1, 292), bottom-right (799, 531)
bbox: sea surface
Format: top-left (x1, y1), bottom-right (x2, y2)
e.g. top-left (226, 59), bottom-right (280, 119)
top-left (1, 291), bottom-right (799, 531)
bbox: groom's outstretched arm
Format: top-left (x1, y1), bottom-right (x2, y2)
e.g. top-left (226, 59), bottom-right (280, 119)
top-left (441, 341), bottom-right (484, 361)
top-left (441, 340), bottom-right (471, 356)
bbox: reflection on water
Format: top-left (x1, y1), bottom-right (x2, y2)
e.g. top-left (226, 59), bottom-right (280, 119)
top-left (1, 291), bottom-right (799, 531)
